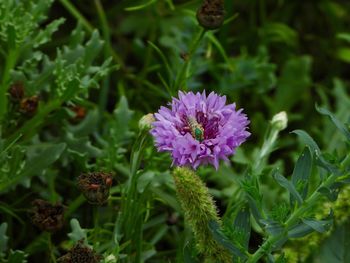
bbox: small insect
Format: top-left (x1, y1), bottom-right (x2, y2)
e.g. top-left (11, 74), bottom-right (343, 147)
top-left (186, 116), bottom-right (204, 142)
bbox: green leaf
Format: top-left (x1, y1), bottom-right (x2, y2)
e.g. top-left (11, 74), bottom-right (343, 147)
top-left (33, 18), bottom-right (65, 48)
top-left (68, 218), bottom-right (87, 243)
top-left (316, 222), bottom-right (350, 263)
top-left (0, 143), bottom-right (66, 193)
top-left (288, 217), bottom-right (333, 238)
top-left (287, 222), bottom-right (314, 238)
top-left (316, 105), bottom-right (350, 141)
top-left (292, 130), bottom-right (339, 174)
top-left (233, 207), bottom-right (251, 249)
top-left (260, 219), bottom-right (284, 236)
top-left (208, 220), bottom-right (246, 260)
top-left (273, 171), bottom-right (303, 205)
top-left (7, 250), bottom-right (28, 263)
top-left (112, 96), bottom-right (134, 145)
top-left (291, 147), bottom-right (312, 199)
top-left (274, 56), bottom-right (312, 111)
top-left (302, 218), bottom-right (333, 233)
top-left (0, 223), bottom-right (8, 253)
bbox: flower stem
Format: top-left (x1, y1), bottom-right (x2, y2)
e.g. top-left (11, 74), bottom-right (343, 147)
top-left (47, 233), bottom-right (57, 263)
top-left (0, 48), bottom-right (18, 122)
top-left (174, 28), bottom-right (206, 91)
top-left (247, 172), bottom-right (338, 263)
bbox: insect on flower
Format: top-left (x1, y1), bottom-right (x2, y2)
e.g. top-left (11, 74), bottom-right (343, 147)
top-left (186, 116), bottom-right (204, 142)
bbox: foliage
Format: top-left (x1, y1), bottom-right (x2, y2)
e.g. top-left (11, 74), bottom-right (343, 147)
top-left (0, 0), bottom-right (349, 262)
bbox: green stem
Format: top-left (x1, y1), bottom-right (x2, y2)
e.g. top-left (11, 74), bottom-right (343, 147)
top-left (247, 173), bottom-right (338, 263)
top-left (174, 28), bottom-right (206, 91)
top-left (94, 0), bottom-right (112, 112)
top-left (47, 233), bottom-right (57, 263)
top-left (59, 0), bottom-right (94, 32)
top-left (0, 49), bottom-right (18, 122)
top-left (93, 206), bottom-right (100, 245)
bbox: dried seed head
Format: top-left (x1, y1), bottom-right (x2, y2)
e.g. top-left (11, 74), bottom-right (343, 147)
top-left (69, 105), bottom-right (87, 123)
top-left (58, 239), bottom-right (102, 263)
top-left (9, 82), bottom-right (25, 100)
top-left (196, 0), bottom-right (225, 30)
top-left (20, 95), bottom-right (39, 115)
top-left (77, 172), bottom-right (113, 205)
top-left (31, 199), bottom-right (64, 232)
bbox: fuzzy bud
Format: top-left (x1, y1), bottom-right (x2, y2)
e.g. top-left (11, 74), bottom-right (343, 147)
top-left (172, 167), bottom-right (231, 262)
top-left (196, 0), bottom-right (225, 30)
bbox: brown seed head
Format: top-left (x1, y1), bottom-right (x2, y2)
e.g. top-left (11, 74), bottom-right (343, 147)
top-left (31, 199), bottom-right (64, 232)
top-left (196, 0), bottom-right (225, 30)
top-left (58, 239), bottom-right (102, 263)
top-left (9, 82), bottom-right (25, 100)
top-left (77, 172), bottom-right (113, 205)
top-left (20, 95), bottom-right (39, 115)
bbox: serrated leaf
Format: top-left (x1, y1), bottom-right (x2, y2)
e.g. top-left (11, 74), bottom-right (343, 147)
top-left (0, 143), bottom-right (66, 193)
top-left (273, 171), bottom-right (303, 205)
top-left (0, 223), bottom-right (8, 253)
top-left (83, 30), bottom-right (104, 66)
top-left (208, 220), bottom-right (246, 260)
top-left (33, 18), bottom-right (65, 48)
top-left (112, 96), bottom-right (134, 144)
top-left (291, 147), bottom-right (312, 199)
top-left (68, 218), bottom-right (87, 242)
top-left (316, 105), bottom-right (350, 141)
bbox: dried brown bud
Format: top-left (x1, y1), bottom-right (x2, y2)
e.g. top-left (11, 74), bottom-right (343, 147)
top-left (77, 172), bottom-right (113, 205)
top-left (69, 105), bottom-right (87, 123)
top-left (58, 239), bottom-right (102, 263)
top-left (9, 82), bottom-right (25, 100)
top-left (196, 0), bottom-right (225, 30)
top-left (20, 95), bottom-right (39, 115)
top-left (31, 199), bottom-right (64, 232)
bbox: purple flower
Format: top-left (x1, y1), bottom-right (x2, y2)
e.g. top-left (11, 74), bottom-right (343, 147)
top-left (151, 91), bottom-right (250, 170)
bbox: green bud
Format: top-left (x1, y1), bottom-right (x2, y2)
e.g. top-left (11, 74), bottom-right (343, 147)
top-left (271, 111), bottom-right (288, 131)
top-left (138, 113), bottom-right (155, 130)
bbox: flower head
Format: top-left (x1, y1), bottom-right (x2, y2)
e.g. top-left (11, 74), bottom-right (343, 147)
top-left (31, 199), bottom-right (64, 232)
top-left (77, 172), bottom-right (113, 205)
top-left (151, 91), bottom-right (250, 169)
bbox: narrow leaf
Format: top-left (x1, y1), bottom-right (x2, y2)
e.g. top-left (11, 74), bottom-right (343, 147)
top-left (273, 171), bottom-right (303, 205)
top-left (291, 147), bottom-right (312, 199)
top-left (316, 105), bottom-right (350, 141)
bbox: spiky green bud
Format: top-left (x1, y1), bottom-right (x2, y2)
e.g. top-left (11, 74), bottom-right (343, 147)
top-left (172, 167), bottom-right (231, 262)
